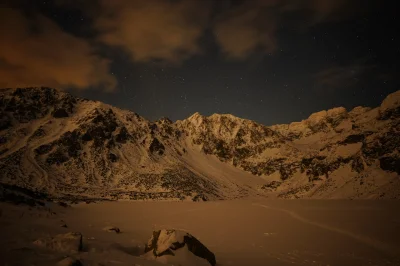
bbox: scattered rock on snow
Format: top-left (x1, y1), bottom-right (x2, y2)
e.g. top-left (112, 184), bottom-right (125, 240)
top-left (103, 226), bottom-right (121, 233)
top-left (56, 257), bottom-right (82, 266)
top-left (144, 229), bottom-right (216, 266)
top-left (33, 232), bottom-right (83, 253)
top-left (60, 220), bottom-right (68, 228)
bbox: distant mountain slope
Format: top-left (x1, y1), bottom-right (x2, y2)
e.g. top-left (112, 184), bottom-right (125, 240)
top-left (0, 87), bottom-right (399, 200)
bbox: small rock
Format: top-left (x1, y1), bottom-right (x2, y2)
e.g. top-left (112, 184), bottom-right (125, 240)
top-left (33, 232), bottom-right (83, 253)
top-left (56, 257), bottom-right (82, 266)
top-left (103, 226), bottom-right (121, 233)
top-left (60, 220), bottom-right (68, 228)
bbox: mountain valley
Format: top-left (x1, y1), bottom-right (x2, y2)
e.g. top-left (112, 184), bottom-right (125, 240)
top-left (1, 87), bottom-right (399, 202)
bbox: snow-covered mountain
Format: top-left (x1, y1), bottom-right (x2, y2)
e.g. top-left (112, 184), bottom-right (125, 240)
top-left (0, 87), bottom-right (399, 201)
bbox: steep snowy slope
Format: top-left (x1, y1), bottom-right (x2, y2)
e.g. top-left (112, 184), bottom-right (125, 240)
top-left (0, 88), bottom-right (224, 201)
top-left (0, 87), bottom-right (399, 200)
top-left (176, 91), bottom-right (400, 199)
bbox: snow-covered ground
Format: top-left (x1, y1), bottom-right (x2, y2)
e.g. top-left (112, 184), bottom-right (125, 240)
top-left (1, 200), bottom-right (399, 265)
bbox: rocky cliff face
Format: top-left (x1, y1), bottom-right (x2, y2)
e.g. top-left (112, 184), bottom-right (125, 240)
top-left (1, 87), bottom-right (399, 201)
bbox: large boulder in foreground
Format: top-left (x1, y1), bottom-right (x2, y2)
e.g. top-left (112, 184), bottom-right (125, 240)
top-left (143, 229), bottom-right (216, 266)
top-left (33, 232), bottom-right (83, 253)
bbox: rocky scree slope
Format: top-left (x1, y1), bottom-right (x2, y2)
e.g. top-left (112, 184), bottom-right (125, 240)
top-left (0, 87), bottom-right (219, 201)
top-left (0, 87), bottom-right (399, 200)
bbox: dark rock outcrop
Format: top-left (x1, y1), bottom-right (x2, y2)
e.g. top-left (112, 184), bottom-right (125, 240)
top-left (261, 181), bottom-right (282, 190)
top-left (52, 108), bottom-right (69, 118)
top-left (339, 134), bottom-right (365, 145)
top-left (108, 153), bottom-right (118, 162)
top-left (149, 137), bottom-right (165, 155)
top-left (0, 183), bottom-right (49, 206)
top-left (192, 194), bottom-right (208, 202)
top-left (379, 106), bottom-right (400, 120)
top-left (0, 115), bottom-right (12, 131)
top-left (380, 156), bottom-right (400, 174)
top-left (115, 126), bottom-right (131, 143)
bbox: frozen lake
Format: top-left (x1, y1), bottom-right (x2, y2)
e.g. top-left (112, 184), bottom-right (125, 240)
top-left (1, 199), bottom-right (400, 265)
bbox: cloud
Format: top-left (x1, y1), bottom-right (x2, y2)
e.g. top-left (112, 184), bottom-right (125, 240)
top-left (56, 0), bottom-right (356, 62)
top-left (0, 7), bottom-right (116, 90)
top-left (92, 0), bottom-right (211, 64)
top-left (0, 0), bottom-right (361, 91)
top-left (214, 7), bottom-right (277, 59)
top-left (213, 0), bottom-right (349, 59)
top-left (315, 64), bottom-right (374, 89)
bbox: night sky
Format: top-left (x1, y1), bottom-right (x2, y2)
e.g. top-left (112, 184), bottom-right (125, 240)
top-left (1, 0), bottom-right (399, 125)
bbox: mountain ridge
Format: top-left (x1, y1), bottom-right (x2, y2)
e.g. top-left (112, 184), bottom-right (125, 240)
top-left (1, 87), bottom-right (399, 201)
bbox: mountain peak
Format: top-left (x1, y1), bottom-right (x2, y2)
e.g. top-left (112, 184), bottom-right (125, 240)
top-left (1, 87), bottom-right (399, 200)
top-left (209, 113), bottom-right (240, 120)
top-left (188, 112), bottom-right (202, 119)
top-left (381, 90), bottom-right (400, 111)
top-left (185, 112), bottom-right (204, 126)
